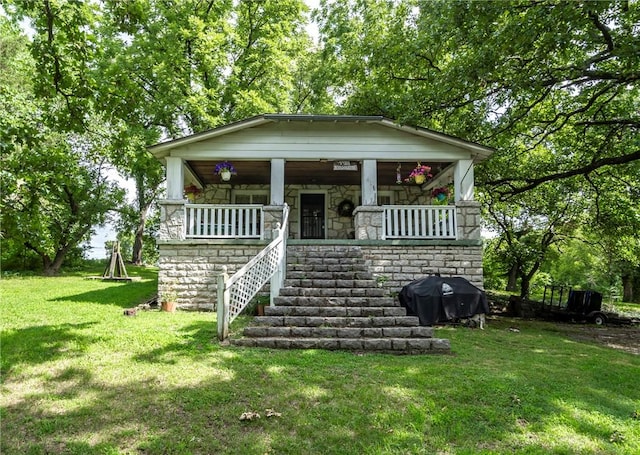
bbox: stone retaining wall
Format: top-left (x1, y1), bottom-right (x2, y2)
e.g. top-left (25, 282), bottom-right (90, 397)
top-left (359, 244), bottom-right (484, 293)
top-left (158, 241), bottom-right (267, 311)
top-left (159, 240), bottom-right (484, 311)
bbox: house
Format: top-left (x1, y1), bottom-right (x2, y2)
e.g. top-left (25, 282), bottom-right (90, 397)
top-left (149, 114), bottom-right (492, 349)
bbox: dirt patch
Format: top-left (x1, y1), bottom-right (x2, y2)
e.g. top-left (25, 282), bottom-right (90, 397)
top-left (557, 324), bottom-right (640, 355)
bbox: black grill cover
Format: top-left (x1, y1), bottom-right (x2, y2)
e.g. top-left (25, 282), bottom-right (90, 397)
top-left (399, 276), bottom-right (489, 326)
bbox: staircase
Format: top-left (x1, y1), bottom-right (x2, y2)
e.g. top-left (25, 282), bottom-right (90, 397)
top-left (231, 245), bottom-right (451, 354)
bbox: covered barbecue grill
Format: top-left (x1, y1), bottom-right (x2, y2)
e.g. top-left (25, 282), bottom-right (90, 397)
top-left (399, 276), bottom-right (489, 326)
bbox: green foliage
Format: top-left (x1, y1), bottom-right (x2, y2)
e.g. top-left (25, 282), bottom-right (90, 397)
top-left (5, 0), bottom-right (322, 267)
top-left (316, 0), bottom-right (640, 298)
top-left (0, 18), bottom-right (124, 275)
top-left (0, 127), bottom-right (125, 275)
top-left (480, 180), bottom-right (586, 297)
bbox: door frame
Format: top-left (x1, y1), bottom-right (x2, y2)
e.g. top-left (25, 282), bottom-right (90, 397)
top-left (298, 190), bottom-right (327, 239)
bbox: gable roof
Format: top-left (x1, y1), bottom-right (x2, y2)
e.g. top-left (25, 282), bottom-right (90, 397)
top-left (147, 114), bottom-right (494, 161)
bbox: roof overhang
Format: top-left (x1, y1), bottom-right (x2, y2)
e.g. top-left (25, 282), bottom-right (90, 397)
top-left (147, 114), bottom-right (494, 162)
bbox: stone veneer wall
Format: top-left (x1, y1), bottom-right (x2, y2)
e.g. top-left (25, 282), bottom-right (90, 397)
top-left (359, 243), bottom-right (484, 293)
top-left (158, 240), bottom-right (484, 310)
top-left (159, 187), bottom-right (482, 310)
top-left (158, 241), bottom-right (268, 311)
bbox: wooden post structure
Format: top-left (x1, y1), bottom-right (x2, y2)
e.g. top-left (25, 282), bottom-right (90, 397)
top-left (217, 266), bottom-right (230, 341)
top-left (103, 241), bottom-right (129, 280)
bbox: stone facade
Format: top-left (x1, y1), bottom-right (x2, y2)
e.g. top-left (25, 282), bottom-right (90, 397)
top-left (353, 206), bottom-right (383, 240)
top-left (359, 243), bottom-right (484, 292)
top-left (456, 201), bottom-right (482, 240)
top-left (157, 240), bottom-right (484, 311)
top-left (158, 186), bottom-right (484, 310)
top-left (159, 200), bottom-right (186, 240)
top-left (158, 241), bottom-right (267, 311)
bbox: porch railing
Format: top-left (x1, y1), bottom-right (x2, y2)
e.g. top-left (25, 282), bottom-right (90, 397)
top-left (185, 204), bottom-right (263, 239)
top-left (217, 204), bottom-right (289, 341)
top-left (382, 205), bottom-right (457, 239)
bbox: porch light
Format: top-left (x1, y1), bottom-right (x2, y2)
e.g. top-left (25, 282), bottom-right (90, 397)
top-left (214, 161), bottom-right (237, 182)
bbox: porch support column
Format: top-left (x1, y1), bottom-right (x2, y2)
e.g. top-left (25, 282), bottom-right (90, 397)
top-left (270, 158), bottom-right (285, 205)
top-left (361, 159), bottom-right (378, 206)
top-left (454, 159), bottom-right (474, 202)
top-left (166, 156), bottom-right (185, 200)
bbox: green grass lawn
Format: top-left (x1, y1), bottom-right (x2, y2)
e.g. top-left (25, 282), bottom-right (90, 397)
top-left (1, 269), bottom-right (639, 454)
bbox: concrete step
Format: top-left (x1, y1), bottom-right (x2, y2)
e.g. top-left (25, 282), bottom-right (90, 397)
top-left (250, 315), bottom-right (420, 328)
top-left (264, 305), bottom-right (407, 317)
top-left (283, 278), bottom-right (378, 289)
top-left (287, 264), bottom-right (370, 273)
top-left (287, 248), bottom-right (364, 259)
top-left (286, 270), bottom-right (374, 280)
top-left (279, 287), bottom-right (386, 298)
top-left (287, 257), bottom-right (365, 267)
top-left (233, 244), bottom-right (451, 354)
top-left (272, 295), bottom-right (398, 307)
top-left (243, 326), bottom-right (434, 339)
top-left (231, 337), bottom-right (451, 354)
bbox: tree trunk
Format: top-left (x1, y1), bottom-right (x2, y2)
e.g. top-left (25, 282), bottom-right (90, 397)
top-left (131, 177), bottom-right (149, 265)
top-left (42, 248), bottom-right (67, 276)
top-left (520, 261), bottom-right (541, 299)
top-left (506, 264), bottom-right (518, 292)
top-left (622, 273), bottom-right (633, 303)
top-left (132, 215), bottom-right (145, 265)
top-left (633, 273), bottom-right (640, 304)
top-left (520, 276), bottom-right (531, 299)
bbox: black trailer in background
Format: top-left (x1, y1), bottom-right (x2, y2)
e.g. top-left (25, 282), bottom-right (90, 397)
top-left (540, 286), bottom-right (607, 325)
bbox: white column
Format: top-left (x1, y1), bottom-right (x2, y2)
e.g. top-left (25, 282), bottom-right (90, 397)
top-left (361, 159), bottom-right (378, 206)
top-left (454, 159), bottom-right (474, 202)
top-left (165, 156), bottom-right (185, 200)
top-left (270, 158), bottom-right (285, 205)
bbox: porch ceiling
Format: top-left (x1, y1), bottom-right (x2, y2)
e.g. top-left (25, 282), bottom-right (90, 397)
top-left (187, 160), bottom-right (453, 186)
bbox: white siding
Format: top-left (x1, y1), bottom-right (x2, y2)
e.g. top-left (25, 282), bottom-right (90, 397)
top-left (169, 123), bottom-right (471, 161)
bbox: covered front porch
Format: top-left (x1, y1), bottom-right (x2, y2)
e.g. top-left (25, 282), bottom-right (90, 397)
top-left (150, 115), bottom-right (491, 311)
top-left (159, 157), bottom-right (481, 243)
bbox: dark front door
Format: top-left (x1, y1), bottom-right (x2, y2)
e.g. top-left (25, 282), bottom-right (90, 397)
top-left (301, 193), bottom-right (325, 239)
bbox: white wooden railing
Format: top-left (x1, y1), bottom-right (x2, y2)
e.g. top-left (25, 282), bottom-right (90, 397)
top-left (217, 204), bottom-right (289, 341)
top-left (185, 204), bottom-right (263, 239)
top-left (382, 205), bottom-right (457, 239)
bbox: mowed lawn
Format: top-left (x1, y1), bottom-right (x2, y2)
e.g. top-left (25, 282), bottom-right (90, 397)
top-left (1, 269), bottom-right (639, 454)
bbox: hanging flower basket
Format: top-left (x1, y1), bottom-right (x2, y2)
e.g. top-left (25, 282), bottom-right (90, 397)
top-left (404, 163), bottom-right (432, 185)
top-left (214, 161), bottom-right (237, 181)
top-left (431, 186), bottom-right (449, 205)
top-left (184, 184), bottom-right (202, 202)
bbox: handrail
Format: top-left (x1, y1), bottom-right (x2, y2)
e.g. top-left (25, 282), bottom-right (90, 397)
top-left (217, 203), bottom-right (289, 341)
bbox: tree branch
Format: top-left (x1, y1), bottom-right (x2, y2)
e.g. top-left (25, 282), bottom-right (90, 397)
top-left (487, 149), bottom-right (640, 198)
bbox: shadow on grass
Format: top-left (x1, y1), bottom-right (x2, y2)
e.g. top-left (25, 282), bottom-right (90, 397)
top-left (50, 280), bottom-right (157, 308)
top-left (0, 322), bottom-right (97, 376)
top-left (2, 319), bottom-right (639, 454)
top-left (133, 321), bottom-right (220, 364)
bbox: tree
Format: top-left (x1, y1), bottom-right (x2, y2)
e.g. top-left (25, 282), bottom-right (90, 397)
top-left (482, 181), bottom-right (585, 298)
top-left (0, 17), bottom-right (124, 274)
top-left (315, 0), bottom-right (639, 295)
top-left (1, 118), bottom-right (124, 275)
top-left (6, 0), bottom-right (317, 265)
top-left (316, 1), bottom-right (640, 198)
